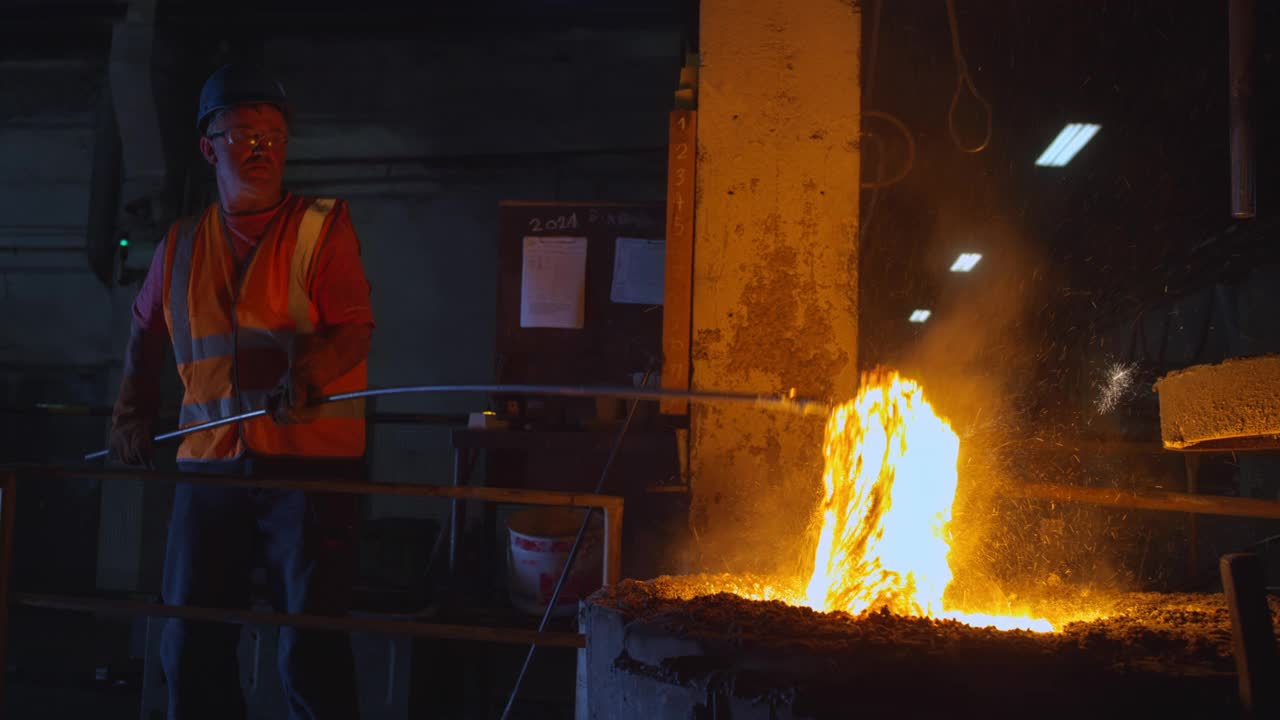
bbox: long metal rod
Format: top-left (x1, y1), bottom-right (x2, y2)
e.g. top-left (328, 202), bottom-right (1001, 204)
top-left (500, 371), bottom-right (650, 719)
top-left (325, 384), bottom-right (828, 414)
top-left (84, 383), bottom-right (829, 460)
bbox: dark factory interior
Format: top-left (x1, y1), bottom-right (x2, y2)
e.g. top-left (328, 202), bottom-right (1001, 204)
top-left (2, 0), bottom-right (1280, 718)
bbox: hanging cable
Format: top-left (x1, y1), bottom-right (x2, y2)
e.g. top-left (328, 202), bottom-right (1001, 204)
top-left (499, 368), bottom-right (654, 720)
top-left (860, 133), bottom-right (888, 235)
top-left (944, 0), bottom-right (993, 153)
top-left (860, 110), bottom-right (916, 189)
top-left (860, 0), bottom-right (915, 190)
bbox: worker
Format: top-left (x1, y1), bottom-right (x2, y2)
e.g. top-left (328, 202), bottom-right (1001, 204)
top-left (108, 63), bottom-right (374, 719)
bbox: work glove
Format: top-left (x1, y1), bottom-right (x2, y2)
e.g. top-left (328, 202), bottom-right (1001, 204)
top-left (267, 325), bottom-right (372, 425)
top-left (266, 369), bottom-right (318, 425)
top-left (110, 370), bottom-right (159, 468)
top-left (108, 420), bottom-right (155, 468)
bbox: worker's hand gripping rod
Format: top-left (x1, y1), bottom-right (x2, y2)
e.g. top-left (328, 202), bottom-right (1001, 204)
top-left (84, 384), bottom-right (831, 461)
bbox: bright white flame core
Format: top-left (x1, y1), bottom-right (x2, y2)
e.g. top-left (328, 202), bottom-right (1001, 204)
top-left (801, 371), bottom-right (1056, 633)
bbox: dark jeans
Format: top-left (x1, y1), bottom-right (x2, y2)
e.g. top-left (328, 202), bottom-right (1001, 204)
top-left (161, 457), bottom-right (364, 720)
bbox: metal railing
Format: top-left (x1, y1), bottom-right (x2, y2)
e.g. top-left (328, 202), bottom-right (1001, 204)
top-left (0, 464), bottom-right (624, 708)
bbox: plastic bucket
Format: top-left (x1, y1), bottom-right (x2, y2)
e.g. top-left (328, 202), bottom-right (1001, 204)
top-left (506, 507), bottom-right (603, 616)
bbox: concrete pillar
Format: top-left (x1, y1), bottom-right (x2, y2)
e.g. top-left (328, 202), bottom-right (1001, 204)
top-left (689, 0), bottom-right (861, 577)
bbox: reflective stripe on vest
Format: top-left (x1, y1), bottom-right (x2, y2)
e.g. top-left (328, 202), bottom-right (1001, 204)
top-left (179, 391), bottom-right (272, 426)
top-left (289, 198), bottom-right (332, 334)
top-left (172, 327), bottom-right (286, 367)
top-left (163, 196), bottom-right (367, 463)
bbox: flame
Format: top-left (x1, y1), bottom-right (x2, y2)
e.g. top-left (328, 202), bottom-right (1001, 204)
top-left (800, 370), bottom-right (1055, 632)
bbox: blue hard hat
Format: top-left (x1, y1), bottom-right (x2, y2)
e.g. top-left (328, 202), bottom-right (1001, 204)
top-left (196, 64), bottom-right (292, 132)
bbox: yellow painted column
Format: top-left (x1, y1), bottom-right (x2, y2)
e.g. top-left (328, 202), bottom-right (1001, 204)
top-left (689, 0), bottom-right (861, 576)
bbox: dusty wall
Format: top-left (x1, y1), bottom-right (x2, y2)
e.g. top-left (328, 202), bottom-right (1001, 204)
top-left (688, 0), bottom-right (861, 577)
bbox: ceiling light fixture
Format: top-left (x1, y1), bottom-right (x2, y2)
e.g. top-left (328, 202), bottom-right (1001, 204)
top-left (950, 252), bottom-right (982, 272)
top-left (909, 309), bottom-right (932, 323)
top-left (1035, 123), bottom-right (1101, 167)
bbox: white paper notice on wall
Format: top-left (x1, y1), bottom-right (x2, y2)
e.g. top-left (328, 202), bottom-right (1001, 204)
top-left (520, 236), bottom-right (588, 329)
top-left (610, 237), bottom-right (665, 305)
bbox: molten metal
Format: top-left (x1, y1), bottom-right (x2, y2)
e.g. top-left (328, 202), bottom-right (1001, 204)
top-left (804, 372), bottom-right (958, 618)
top-left (748, 370), bottom-right (1058, 632)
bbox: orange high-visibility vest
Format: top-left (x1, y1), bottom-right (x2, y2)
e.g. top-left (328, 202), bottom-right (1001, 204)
top-left (161, 196), bottom-right (366, 464)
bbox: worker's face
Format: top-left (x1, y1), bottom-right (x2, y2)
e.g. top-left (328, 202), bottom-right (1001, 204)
top-left (199, 104), bottom-right (288, 207)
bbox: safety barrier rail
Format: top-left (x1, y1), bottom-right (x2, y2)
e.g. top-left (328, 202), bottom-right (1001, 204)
top-left (0, 465), bottom-right (624, 707)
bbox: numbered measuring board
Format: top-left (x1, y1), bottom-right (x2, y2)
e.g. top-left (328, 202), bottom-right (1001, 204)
top-left (661, 110), bottom-right (696, 414)
top-left (495, 201), bottom-right (666, 394)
